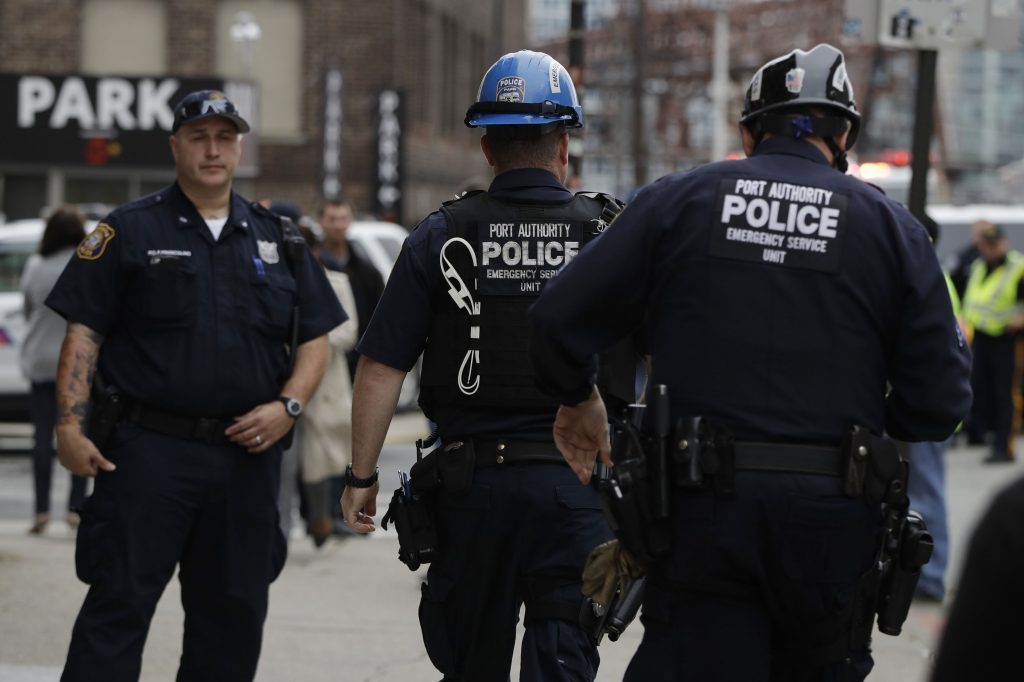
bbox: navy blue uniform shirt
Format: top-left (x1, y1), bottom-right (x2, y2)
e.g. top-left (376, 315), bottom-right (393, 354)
top-left (47, 183), bottom-right (346, 418)
top-left (357, 168), bottom-right (572, 441)
top-left (530, 137), bottom-right (972, 443)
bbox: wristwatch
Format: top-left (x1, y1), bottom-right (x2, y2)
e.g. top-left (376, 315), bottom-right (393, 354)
top-left (278, 396), bottom-right (303, 419)
top-left (345, 464), bottom-right (379, 488)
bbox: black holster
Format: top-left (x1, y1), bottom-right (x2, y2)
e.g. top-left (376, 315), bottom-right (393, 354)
top-left (598, 400), bottom-right (672, 568)
top-left (85, 376), bottom-right (126, 450)
top-left (381, 485), bottom-right (438, 571)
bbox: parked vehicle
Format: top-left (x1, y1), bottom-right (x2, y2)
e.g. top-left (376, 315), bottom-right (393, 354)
top-left (0, 218), bottom-right (412, 421)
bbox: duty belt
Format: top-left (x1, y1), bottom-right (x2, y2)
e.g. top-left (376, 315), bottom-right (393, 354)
top-left (732, 441), bottom-right (844, 477)
top-left (468, 438), bottom-right (566, 468)
top-left (124, 404), bottom-right (234, 446)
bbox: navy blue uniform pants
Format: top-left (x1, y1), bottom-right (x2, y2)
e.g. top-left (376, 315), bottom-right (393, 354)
top-left (418, 461), bottom-right (612, 682)
top-left (624, 471), bottom-right (880, 682)
top-left (968, 331), bottom-right (1021, 458)
top-left (61, 424), bottom-right (286, 682)
top-left (30, 381), bottom-right (86, 515)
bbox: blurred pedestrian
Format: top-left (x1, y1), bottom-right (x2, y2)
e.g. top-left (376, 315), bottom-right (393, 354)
top-left (47, 89), bottom-right (345, 681)
top-left (292, 223), bottom-right (359, 546)
top-left (529, 44), bottom-right (971, 681)
top-left (906, 215), bottom-right (959, 601)
top-left (318, 199), bottom-right (385, 379)
top-left (962, 223), bottom-right (1024, 462)
top-left (341, 50), bottom-right (638, 681)
top-left (931, 473), bottom-right (1024, 681)
top-left (20, 207), bottom-right (88, 535)
top-left (947, 219), bottom-right (993, 300)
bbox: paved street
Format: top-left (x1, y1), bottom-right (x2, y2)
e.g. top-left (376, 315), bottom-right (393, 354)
top-left (0, 415), bottom-right (1019, 681)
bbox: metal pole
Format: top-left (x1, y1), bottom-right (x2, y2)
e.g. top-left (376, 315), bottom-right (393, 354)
top-left (631, 0), bottom-right (647, 189)
top-left (710, 2), bottom-right (730, 161)
top-left (568, 0), bottom-right (585, 181)
top-left (908, 49), bottom-right (937, 222)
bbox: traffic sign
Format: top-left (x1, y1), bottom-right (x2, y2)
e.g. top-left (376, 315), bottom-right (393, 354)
top-left (842, 0), bottom-right (1020, 50)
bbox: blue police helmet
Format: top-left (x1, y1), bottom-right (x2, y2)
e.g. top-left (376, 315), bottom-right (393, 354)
top-left (465, 50), bottom-right (583, 130)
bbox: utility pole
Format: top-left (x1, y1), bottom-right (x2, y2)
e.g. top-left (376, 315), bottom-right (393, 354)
top-left (710, 0), bottom-right (730, 161)
top-left (907, 48), bottom-right (937, 223)
top-left (568, 0), bottom-right (586, 182)
top-left (631, 0), bottom-right (648, 189)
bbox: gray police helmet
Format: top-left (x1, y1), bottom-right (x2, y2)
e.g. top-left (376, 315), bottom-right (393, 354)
top-left (741, 44), bottom-right (861, 148)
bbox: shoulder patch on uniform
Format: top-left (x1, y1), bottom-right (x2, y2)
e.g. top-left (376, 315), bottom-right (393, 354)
top-left (76, 223), bottom-right (115, 260)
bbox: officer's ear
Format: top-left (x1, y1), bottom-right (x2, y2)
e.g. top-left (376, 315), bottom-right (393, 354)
top-left (739, 124), bottom-right (756, 157)
top-left (169, 133), bottom-right (179, 163)
top-left (557, 131), bottom-right (569, 167)
top-left (480, 133), bottom-right (497, 169)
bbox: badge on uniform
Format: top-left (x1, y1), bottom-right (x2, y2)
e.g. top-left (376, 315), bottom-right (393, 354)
top-left (77, 223), bottom-right (116, 260)
top-left (257, 240), bottom-right (280, 264)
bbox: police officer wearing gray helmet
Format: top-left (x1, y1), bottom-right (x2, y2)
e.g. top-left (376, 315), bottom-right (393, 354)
top-left (530, 44), bottom-right (971, 681)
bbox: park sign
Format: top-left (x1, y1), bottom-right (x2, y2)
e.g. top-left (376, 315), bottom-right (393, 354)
top-left (842, 0), bottom-right (1020, 51)
top-left (0, 73), bottom-right (259, 175)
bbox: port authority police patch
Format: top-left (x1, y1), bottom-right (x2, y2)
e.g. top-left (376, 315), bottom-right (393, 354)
top-left (76, 223), bottom-right (115, 260)
top-left (496, 76), bottom-right (526, 103)
top-left (709, 177), bottom-right (848, 272)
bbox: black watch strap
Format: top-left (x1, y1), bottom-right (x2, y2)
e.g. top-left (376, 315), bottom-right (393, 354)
top-left (345, 464), bottom-right (379, 488)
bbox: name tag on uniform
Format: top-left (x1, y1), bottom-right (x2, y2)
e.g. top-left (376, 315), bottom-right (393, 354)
top-left (709, 178), bottom-right (848, 272)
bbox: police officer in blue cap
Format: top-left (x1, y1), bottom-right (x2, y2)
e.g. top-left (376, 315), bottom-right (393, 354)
top-left (49, 89), bottom-right (346, 681)
top-left (529, 44), bottom-right (972, 681)
top-left (341, 51), bottom-right (637, 680)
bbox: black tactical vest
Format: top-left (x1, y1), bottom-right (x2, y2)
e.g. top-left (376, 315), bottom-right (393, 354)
top-left (419, 190), bottom-right (635, 413)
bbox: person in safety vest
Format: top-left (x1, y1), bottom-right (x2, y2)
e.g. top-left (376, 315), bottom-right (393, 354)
top-left (962, 222), bottom-right (1024, 463)
top-left (529, 44), bottom-right (971, 681)
top-left (340, 50), bottom-right (638, 681)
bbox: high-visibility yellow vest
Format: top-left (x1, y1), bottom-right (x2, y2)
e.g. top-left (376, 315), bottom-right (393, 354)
top-left (963, 251), bottom-right (1024, 336)
top-left (945, 272), bottom-right (961, 319)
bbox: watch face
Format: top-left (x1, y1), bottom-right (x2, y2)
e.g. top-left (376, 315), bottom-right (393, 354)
top-left (284, 398), bottom-right (302, 417)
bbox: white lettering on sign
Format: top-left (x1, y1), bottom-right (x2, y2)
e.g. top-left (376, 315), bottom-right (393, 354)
top-left (16, 75), bottom-right (180, 130)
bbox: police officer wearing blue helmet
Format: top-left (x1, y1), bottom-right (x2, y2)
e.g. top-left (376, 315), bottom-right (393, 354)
top-left (48, 89), bottom-right (346, 681)
top-left (529, 44), bottom-right (972, 681)
top-left (341, 50), bottom-right (637, 681)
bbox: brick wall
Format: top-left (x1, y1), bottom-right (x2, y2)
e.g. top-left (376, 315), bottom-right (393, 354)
top-left (0, 0), bottom-right (79, 72)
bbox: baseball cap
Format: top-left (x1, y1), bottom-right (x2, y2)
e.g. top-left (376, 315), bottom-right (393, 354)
top-left (980, 223), bottom-right (1006, 243)
top-left (172, 90), bottom-right (251, 133)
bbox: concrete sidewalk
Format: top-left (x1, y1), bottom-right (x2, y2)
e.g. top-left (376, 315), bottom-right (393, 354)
top-left (0, 421), bottom-right (1020, 680)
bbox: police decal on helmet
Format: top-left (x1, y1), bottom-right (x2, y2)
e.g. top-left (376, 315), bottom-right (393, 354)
top-left (465, 50), bottom-right (583, 134)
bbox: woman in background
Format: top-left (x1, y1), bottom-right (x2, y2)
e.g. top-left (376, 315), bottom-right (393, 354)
top-left (22, 208), bottom-right (87, 534)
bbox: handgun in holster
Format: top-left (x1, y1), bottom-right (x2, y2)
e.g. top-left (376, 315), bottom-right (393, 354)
top-left (841, 427), bottom-right (933, 644)
top-left (85, 375), bottom-right (126, 450)
top-left (598, 386), bottom-right (673, 568)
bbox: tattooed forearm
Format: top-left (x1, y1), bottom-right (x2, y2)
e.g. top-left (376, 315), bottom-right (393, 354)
top-left (56, 323), bottom-right (105, 429)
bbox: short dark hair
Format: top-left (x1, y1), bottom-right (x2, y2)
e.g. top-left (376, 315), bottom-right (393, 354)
top-left (485, 129), bottom-right (563, 170)
top-left (39, 208), bottom-right (86, 256)
top-left (319, 198), bottom-right (354, 218)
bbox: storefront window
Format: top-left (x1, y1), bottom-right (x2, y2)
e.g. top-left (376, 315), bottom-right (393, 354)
top-left (2, 174), bottom-right (47, 221)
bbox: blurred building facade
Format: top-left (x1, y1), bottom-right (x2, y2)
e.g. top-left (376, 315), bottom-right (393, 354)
top-left (531, 0), bottom-right (1024, 204)
top-left (0, 0), bottom-right (526, 225)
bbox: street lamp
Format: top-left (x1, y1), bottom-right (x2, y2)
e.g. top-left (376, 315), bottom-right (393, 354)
top-left (230, 11), bottom-right (262, 78)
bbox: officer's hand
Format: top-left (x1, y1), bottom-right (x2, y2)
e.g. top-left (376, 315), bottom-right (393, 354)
top-left (553, 386), bottom-right (611, 485)
top-left (55, 425), bottom-right (116, 477)
top-left (226, 401), bottom-right (294, 453)
top-left (340, 483), bottom-right (379, 533)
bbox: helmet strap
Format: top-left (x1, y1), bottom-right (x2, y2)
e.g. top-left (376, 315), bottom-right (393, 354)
top-left (824, 136), bottom-right (850, 173)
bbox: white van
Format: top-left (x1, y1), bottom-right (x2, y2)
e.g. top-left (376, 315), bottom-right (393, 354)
top-left (0, 218), bottom-right (411, 421)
